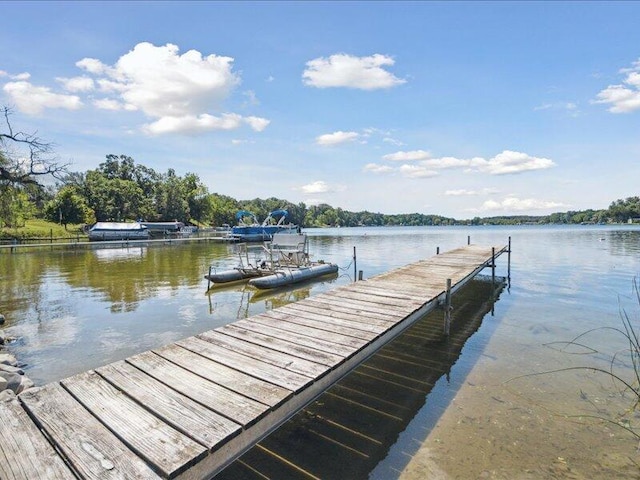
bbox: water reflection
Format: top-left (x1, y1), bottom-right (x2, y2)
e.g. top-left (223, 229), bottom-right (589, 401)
top-left (216, 277), bottom-right (506, 480)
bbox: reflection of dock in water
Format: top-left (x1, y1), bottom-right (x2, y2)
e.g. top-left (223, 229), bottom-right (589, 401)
top-left (217, 276), bottom-right (506, 479)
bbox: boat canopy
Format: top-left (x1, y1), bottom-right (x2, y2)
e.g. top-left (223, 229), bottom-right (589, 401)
top-left (262, 209), bottom-right (288, 226)
top-left (235, 210), bottom-right (255, 220)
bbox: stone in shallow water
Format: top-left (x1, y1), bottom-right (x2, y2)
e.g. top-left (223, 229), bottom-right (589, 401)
top-left (0, 353), bottom-right (17, 366)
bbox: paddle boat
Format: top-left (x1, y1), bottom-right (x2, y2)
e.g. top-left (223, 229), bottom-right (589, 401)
top-left (205, 232), bottom-right (338, 290)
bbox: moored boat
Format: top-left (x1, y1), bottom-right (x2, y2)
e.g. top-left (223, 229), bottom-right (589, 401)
top-left (88, 222), bottom-right (150, 241)
top-left (226, 209), bottom-right (298, 242)
top-left (248, 262), bottom-right (339, 289)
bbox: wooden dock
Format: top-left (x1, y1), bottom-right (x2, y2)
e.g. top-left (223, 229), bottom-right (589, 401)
top-left (0, 243), bottom-right (507, 480)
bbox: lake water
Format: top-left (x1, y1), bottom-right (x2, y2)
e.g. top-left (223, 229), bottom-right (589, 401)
top-left (1, 225), bottom-right (639, 478)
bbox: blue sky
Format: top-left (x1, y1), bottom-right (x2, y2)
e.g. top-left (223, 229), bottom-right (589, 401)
top-left (2, 1), bottom-right (639, 218)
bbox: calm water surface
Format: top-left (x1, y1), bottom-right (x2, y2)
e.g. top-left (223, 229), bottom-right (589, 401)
top-left (1, 225), bottom-right (639, 477)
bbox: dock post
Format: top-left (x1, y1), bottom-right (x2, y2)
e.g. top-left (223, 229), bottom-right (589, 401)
top-left (507, 236), bottom-right (511, 285)
top-left (467, 235), bottom-right (471, 245)
top-left (207, 266), bottom-right (212, 291)
top-left (491, 247), bottom-right (496, 288)
top-left (436, 246), bottom-right (440, 255)
top-left (353, 246), bottom-right (357, 282)
top-left (358, 270), bottom-right (363, 281)
top-left (444, 278), bottom-right (452, 335)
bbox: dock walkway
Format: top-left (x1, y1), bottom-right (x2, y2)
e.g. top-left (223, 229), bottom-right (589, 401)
top-left (0, 244), bottom-right (507, 480)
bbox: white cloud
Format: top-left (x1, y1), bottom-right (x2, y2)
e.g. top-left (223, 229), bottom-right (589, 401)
top-left (76, 57), bottom-right (110, 75)
top-left (57, 75), bottom-right (95, 92)
top-left (367, 150), bottom-right (554, 179)
top-left (477, 150), bottom-right (555, 175)
top-left (93, 98), bottom-right (124, 110)
top-left (445, 188), bottom-right (499, 196)
top-left (363, 163), bottom-right (394, 174)
top-left (399, 164), bottom-right (438, 178)
top-left (473, 196), bottom-right (567, 212)
top-left (243, 116), bottom-right (270, 132)
top-left (594, 58), bottom-right (640, 113)
top-left (2, 81), bottom-right (82, 115)
top-left (316, 131), bottom-right (359, 146)
top-left (142, 113), bottom-right (245, 135)
top-left (303, 53), bottom-right (406, 90)
top-left (299, 181), bottom-right (331, 194)
top-left (383, 149), bottom-right (431, 162)
top-left (73, 42), bottom-right (268, 135)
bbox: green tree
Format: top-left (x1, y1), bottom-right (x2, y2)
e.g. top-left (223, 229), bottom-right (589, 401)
top-left (44, 186), bottom-right (95, 228)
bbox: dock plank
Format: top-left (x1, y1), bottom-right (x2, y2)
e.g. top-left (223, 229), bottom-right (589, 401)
top-left (282, 302), bottom-right (392, 335)
top-left (20, 383), bottom-right (161, 479)
top-left (284, 300), bottom-right (396, 328)
top-left (127, 350), bottom-right (269, 427)
top-left (154, 343), bottom-right (291, 406)
top-left (262, 307), bottom-right (381, 340)
top-left (196, 329), bottom-right (331, 378)
top-left (63, 371), bottom-right (207, 479)
top-left (97, 361), bottom-right (241, 450)
top-left (0, 398), bottom-right (74, 480)
top-left (249, 314), bottom-right (367, 353)
top-left (176, 336), bottom-right (313, 393)
top-left (212, 325), bottom-right (344, 368)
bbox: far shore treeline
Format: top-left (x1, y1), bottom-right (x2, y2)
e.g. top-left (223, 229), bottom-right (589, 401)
top-left (2, 154), bottom-right (640, 236)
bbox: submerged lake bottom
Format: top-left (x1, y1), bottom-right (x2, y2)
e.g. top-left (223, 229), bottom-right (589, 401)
top-left (1, 225), bottom-right (639, 478)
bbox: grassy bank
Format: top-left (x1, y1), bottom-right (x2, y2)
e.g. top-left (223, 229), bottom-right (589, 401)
top-left (0, 219), bottom-right (86, 241)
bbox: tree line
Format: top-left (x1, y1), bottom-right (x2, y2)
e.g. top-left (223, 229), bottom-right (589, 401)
top-left (1, 109), bottom-right (639, 231)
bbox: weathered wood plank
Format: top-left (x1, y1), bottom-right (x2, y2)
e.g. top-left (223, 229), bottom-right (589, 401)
top-left (328, 285), bottom-right (423, 308)
top-left (284, 301), bottom-right (395, 328)
top-left (62, 370), bottom-right (207, 479)
top-left (262, 307), bottom-right (381, 341)
top-left (0, 398), bottom-right (74, 480)
top-left (311, 291), bottom-right (414, 317)
top-left (276, 306), bottom-right (388, 337)
top-left (299, 296), bottom-right (404, 321)
top-left (197, 329), bottom-right (331, 377)
top-left (20, 383), bottom-right (161, 479)
top-left (283, 302), bottom-right (393, 334)
top-left (176, 336), bottom-right (313, 393)
top-left (97, 361), bottom-right (241, 450)
top-left (154, 343), bottom-right (291, 406)
top-left (127, 350), bottom-right (269, 427)
top-left (249, 314), bottom-right (368, 352)
top-left (212, 325), bottom-right (344, 368)
top-left (319, 288), bottom-right (419, 309)
top-left (233, 317), bottom-right (356, 358)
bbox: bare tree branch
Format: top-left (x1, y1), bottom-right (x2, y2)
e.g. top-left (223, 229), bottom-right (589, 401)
top-left (0, 106), bottom-right (69, 187)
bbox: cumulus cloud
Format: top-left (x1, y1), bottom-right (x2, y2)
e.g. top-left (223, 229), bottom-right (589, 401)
top-left (399, 164), bottom-right (438, 178)
top-left (367, 149), bottom-right (554, 179)
top-left (15, 41), bottom-right (268, 134)
top-left (299, 181), bottom-right (331, 194)
top-left (445, 188), bottom-right (499, 196)
top-left (383, 149), bottom-right (431, 162)
top-left (2, 81), bottom-right (82, 115)
top-left (594, 59), bottom-right (640, 113)
top-left (57, 76), bottom-right (95, 92)
top-left (473, 196), bottom-right (567, 212)
top-left (316, 131), bottom-right (360, 146)
top-left (303, 53), bottom-right (406, 90)
top-left (363, 163), bottom-right (394, 174)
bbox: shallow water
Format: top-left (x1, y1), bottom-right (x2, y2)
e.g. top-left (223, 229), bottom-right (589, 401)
top-left (2, 225), bottom-right (640, 478)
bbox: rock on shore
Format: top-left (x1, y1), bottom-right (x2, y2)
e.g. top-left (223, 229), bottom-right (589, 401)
top-left (0, 329), bottom-right (35, 396)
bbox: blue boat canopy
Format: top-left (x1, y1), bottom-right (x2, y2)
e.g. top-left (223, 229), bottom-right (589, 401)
top-left (235, 210), bottom-right (256, 220)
